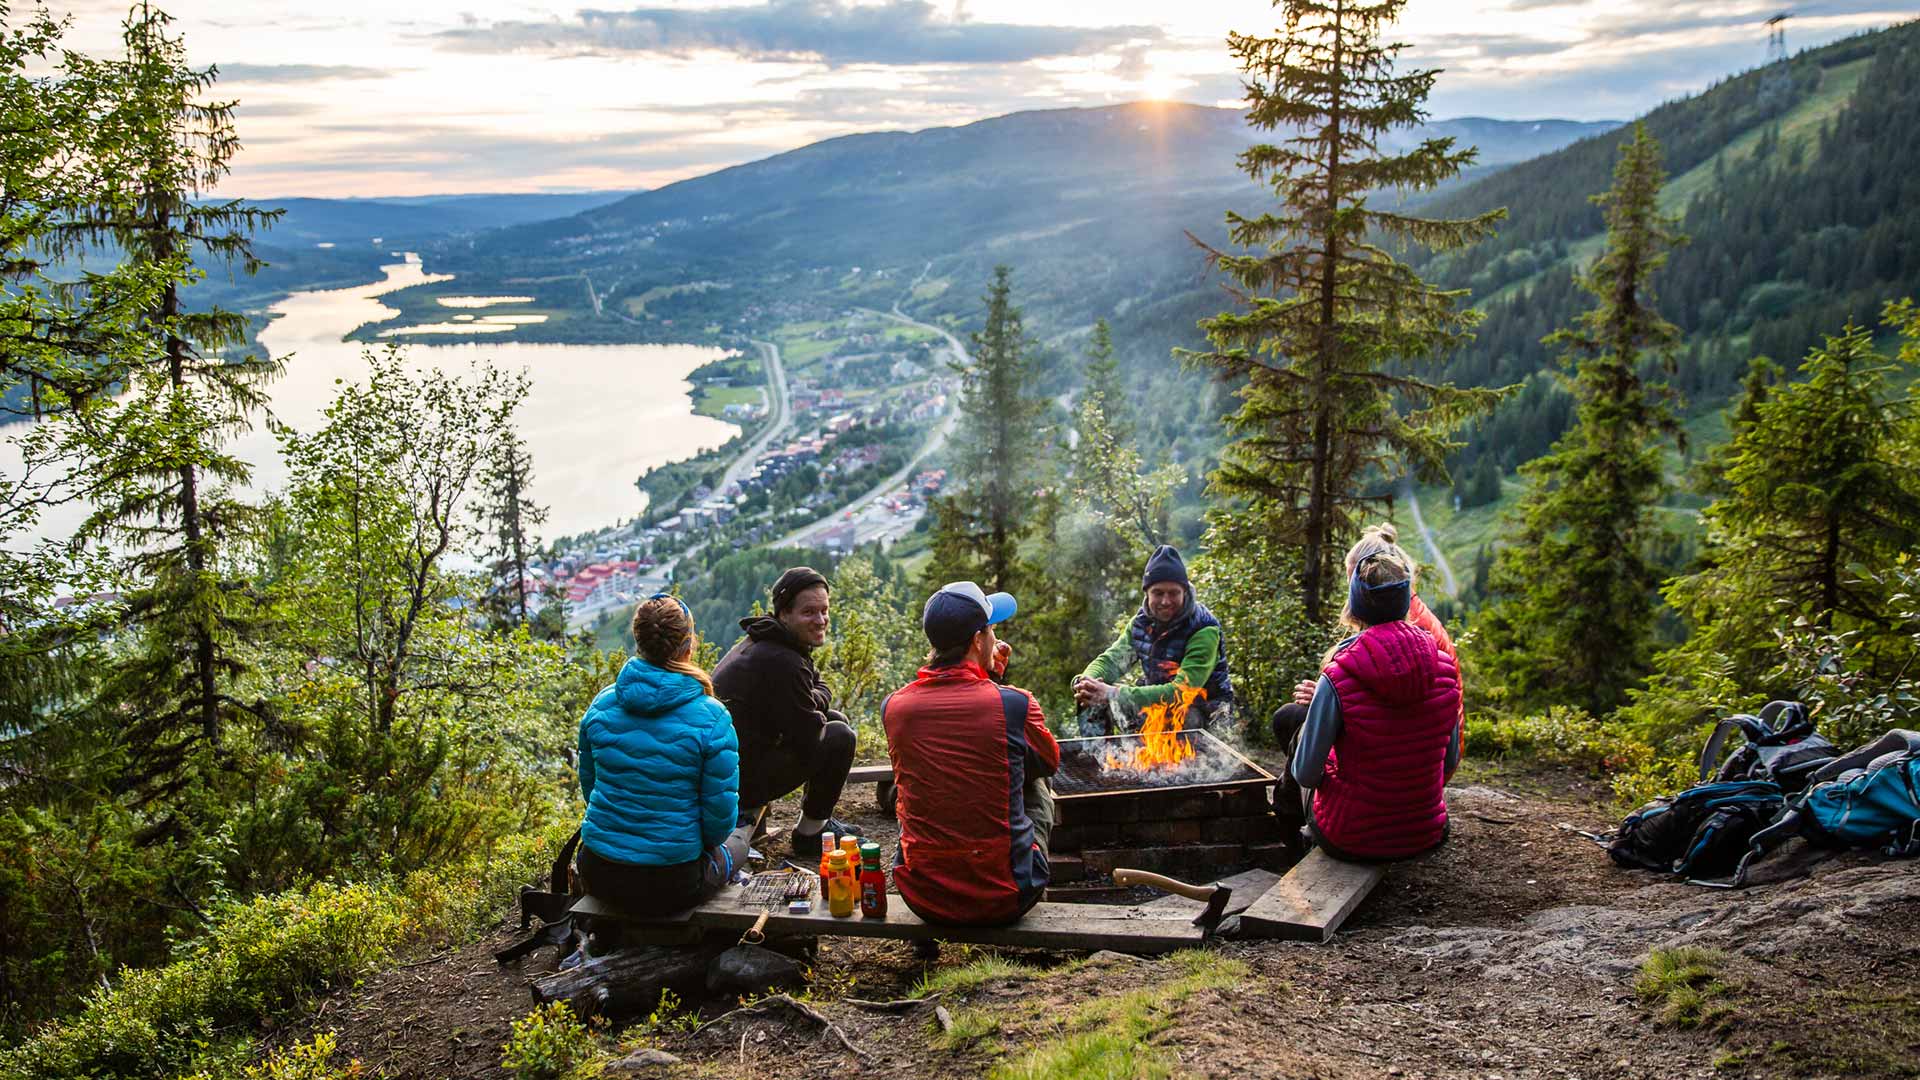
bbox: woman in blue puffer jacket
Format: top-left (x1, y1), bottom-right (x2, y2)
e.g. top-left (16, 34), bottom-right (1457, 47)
top-left (577, 593), bottom-right (750, 915)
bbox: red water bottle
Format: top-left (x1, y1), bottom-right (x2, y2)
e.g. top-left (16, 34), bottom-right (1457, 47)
top-left (858, 842), bottom-right (887, 918)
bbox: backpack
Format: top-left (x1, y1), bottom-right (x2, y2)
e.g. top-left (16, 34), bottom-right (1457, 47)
top-left (1697, 700), bottom-right (1839, 795)
top-left (1716, 730), bottom-right (1920, 886)
top-left (1607, 780), bottom-right (1786, 878)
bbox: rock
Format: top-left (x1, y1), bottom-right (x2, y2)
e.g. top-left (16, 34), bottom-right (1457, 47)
top-left (609, 1047), bottom-right (681, 1072)
top-left (1087, 950), bottom-right (1143, 965)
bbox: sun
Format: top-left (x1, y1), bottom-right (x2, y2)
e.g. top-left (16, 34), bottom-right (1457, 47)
top-left (1138, 71), bottom-right (1185, 102)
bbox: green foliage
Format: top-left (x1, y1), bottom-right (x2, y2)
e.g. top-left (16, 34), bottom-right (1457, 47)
top-left (811, 550), bottom-right (922, 741)
top-left (1664, 308), bottom-right (1920, 686)
top-left (501, 1002), bottom-right (604, 1080)
top-left (988, 952), bottom-right (1245, 1080)
top-left (1478, 124), bottom-right (1686, 714)
top-left (912, 954), bottom-right (1038, 998)
top-left (1187, 515), bottom-right (1334, 743)
top-left (1636, 947), bottom-right (1732, 1027)
top-left (230, 1034), bottom-right (362, 1080)
top-left (1462, 706), bottom-right (1629, 773)
top-left (1186, 0), bottom-right (1506, 622)
top-left (0, 822), bottom-right (563, 1080)
top-left (925, 266), bottom-right (1049, 593)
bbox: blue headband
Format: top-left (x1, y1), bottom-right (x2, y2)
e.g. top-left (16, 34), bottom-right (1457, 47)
top-left (1348, 558), bottom-right (1411, 625)
top-left (649, 591), bottom-right (691, 618)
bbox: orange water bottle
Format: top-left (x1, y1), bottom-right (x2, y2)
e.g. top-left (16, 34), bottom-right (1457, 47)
top-left (858, 842), bottom-right (888, 918)
top-left (825, 850), bottom-right (856, 917)
top-left (816, 830), bottom-right (836, 888)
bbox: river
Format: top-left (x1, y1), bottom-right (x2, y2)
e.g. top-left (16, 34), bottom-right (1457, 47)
top-left (7, 255), bottom-right (740, 545)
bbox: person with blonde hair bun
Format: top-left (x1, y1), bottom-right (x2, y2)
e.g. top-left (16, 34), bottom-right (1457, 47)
top-left (575, 593), bottom-right (750, 918)
top-left (1270, 532), bottom-right (1463, 861)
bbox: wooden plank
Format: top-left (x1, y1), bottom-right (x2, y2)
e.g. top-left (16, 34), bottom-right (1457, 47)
top-left (578, 890), bottom-right (1206, 953)
top-left (847, 764), bottom-right (893, 785)
top-left (1136, 868), bottom-right (1283, 922)
top-left (1235, 849), bottom-right (1386, 942)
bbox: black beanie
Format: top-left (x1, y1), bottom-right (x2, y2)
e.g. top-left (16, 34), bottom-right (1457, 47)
top-left (771, 566), bottom-right (830, 613)
top-left (1141, 545), bottom-right (1190, 591)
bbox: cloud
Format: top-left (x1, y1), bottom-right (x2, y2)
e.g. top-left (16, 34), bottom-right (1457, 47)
top-left (215, 62), bottom-right (393, 83)
top-left (434, 0), bottom-right (1161, 67)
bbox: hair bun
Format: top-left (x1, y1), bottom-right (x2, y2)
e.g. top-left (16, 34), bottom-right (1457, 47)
top-left (1372, 523), bottom-right (1398, 544)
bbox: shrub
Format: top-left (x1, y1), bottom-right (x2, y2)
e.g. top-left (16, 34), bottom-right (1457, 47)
top-left (0, 823), bottom-right (568, 1080)
top-left (501, 1003), bottom-right (603, 1080)
top-left (1635, 947), bottom-right (1732, 1027)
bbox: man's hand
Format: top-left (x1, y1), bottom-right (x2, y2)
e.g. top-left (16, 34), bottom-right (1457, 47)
top-left (991, 640), bottom-right (1012, 677)
top-left (1291, 679), bottom-right (1317, 707)
top-left (1073, 677), bottom-right (1113, 708)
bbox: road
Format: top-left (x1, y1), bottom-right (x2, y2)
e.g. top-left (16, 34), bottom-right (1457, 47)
top-left (773, 304), bottom-right (967, 549)
top-left (1402, 480), bottom-right (1460, 597)
top-left (718, 340), bottom-right (791, 493)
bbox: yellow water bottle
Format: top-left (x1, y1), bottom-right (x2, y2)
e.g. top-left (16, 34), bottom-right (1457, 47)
top-left (826, 850), bottom-right (856, 917)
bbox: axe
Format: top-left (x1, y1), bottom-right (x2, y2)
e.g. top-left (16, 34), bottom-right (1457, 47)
top-left (1113, 868), bottom-right (1233, 939)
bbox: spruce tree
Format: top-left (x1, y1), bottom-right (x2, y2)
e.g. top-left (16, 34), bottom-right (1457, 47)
top-left (1189, 0), bottom-right (1506, 622)
top-left (924, 266), bottom-right (1045, 592)
top-left (1477, 123), bottom-right (1685, 713)
top-left (1080, 317), bottom-right (1129, 438)
top-left (1663, 306), bottom-right (1920, 683)
top-left (479, 426), bottom-right (547, 631)
top-left (75, 6), bottom-right (280, 774)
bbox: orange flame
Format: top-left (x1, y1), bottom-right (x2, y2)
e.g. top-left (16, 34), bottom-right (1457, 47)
top-left (1103, 685), bottom-right (1207, 772)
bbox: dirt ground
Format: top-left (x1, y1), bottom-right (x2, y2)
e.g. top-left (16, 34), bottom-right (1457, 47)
top-left (271, 753), bottom-right (1920, 1079)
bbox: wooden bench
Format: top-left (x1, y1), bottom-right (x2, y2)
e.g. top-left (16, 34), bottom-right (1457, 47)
top-left (573, 890), bottom-right (1212, 953)
top-left (1234, 848), bottom-right (1386, 942)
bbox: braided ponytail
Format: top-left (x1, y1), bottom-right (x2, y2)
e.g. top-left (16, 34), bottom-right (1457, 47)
top-left (630, 596), bottom-right (714, 696)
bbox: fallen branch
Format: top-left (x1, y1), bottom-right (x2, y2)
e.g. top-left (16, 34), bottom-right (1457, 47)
top-left (933, 1005), bottom-right (954, 1034)
top-left (843, 993), bottom-right (941, 1013)
top-left (695, 994), bottom-right (871, 1063)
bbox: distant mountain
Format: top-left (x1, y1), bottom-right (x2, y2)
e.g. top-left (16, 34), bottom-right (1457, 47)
top-left (451, 104), bottom-right (1615, 335)
top-left (247, 190), bottom-right (641, 246)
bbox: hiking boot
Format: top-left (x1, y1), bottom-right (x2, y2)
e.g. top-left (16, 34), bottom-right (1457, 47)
top-left (790, 818), bottom-right (864, 858)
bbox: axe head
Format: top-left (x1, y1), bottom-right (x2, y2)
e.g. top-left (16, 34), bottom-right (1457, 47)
top-left (1191, 884), bottom-right (1233, 938)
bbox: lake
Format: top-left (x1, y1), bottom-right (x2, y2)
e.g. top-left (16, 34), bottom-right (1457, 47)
top-left (7, 255), bottom-right (740, 546)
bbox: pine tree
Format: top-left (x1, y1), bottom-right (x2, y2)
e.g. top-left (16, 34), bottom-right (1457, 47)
top-left (924, 266), bottom-right (1046, 592)
top-left (478, 427), bottom-right (548, 631)
top-left (1188, 0), bottom-right (1507, 622)
top-left (1664, 306), bottom-right (1920, 682)
top-left (74, 6), bottom-right (280, 779)
top-left (1080, 318), bottom-right (1129, 438)
top-left (1477, 123), bottom-right (1685, 713)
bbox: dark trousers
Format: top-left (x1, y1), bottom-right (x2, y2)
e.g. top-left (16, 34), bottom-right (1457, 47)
top-left (1270, 703), bottom-right (1311, 826)
top-left (739, 713), bottom-right (856, 821)
top-left (577, 825), bottom-right (753, 917)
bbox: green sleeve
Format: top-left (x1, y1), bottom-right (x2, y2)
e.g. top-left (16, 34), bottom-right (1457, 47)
top-left (1110, 626), bottom-right (1220, 710)
top-left (1078, 627), bottom-right (1135, 684)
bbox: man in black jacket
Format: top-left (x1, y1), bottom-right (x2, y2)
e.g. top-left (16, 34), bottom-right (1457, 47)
top-left (711, 566), bottom-right (863, 857)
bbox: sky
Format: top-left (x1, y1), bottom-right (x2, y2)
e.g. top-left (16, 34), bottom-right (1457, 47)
top-left (40, 0), bottom-right (1920, 197)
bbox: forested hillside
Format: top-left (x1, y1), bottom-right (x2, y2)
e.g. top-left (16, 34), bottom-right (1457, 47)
top-left (1424, 23), bottom-right (1920, 475)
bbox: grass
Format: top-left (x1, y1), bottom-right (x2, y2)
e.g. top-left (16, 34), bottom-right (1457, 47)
top-left (931, 1007), bottom-right (1003, 1051)
top-left (1636, 946), bottom-right (1733, 1027)
top-left (984, 951), bottom-right (1248, 1080)
top-left (690, 384), bottom-right (766, 420)
top-left (912, 954), bottom-right (1042, 998)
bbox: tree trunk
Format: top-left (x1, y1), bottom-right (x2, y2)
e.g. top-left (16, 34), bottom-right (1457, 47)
top-left (1303, 11), bottom-right (1346, 625)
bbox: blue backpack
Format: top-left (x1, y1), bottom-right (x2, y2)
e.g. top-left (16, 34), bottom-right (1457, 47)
top-left (1608, 780), bottom-right (1786, 878)
top-left (1716, 730), bottom-right (1920, 886)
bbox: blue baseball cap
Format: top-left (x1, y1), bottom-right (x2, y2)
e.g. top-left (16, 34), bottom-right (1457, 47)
top-left (922, 581), bottom-right (1017, 648)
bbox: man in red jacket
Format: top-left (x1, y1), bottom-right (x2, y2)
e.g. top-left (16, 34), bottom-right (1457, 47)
top-left (883, 582), bottom-right (1059, 926)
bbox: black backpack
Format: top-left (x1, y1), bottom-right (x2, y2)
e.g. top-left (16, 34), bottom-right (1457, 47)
top-left (1608, 780), bottom-right (1786, 878)
top-left (1697, 700), bottom-right (1838, 795)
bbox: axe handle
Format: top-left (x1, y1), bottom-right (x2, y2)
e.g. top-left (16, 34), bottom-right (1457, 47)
top-left (1112, 868), bottom-right (1218, 902)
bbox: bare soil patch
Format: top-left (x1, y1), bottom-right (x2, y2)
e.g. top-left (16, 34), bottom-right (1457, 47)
top-left (268, 762), bottom-right (1920, 1079)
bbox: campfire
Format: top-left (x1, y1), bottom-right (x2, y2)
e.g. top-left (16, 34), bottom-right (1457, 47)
top-left (1102, 685), bottom-right (1206, 773)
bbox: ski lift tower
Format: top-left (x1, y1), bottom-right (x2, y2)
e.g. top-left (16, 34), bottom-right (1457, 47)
top-left (1761, 13), bottom-right (1793, 107)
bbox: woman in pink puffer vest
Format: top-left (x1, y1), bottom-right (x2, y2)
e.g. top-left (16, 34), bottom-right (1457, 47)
top-left (1275, 539), bottom-right (1463, 860)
